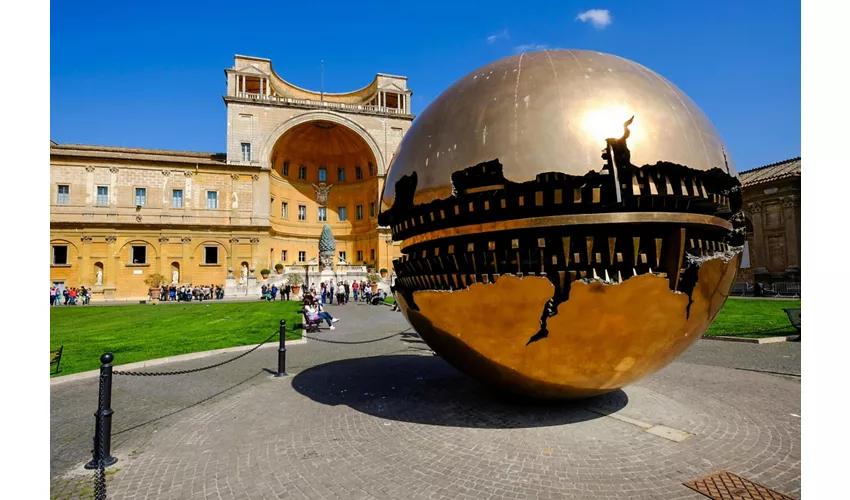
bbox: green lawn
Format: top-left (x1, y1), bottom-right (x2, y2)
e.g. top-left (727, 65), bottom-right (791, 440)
top-left (51, 300), bottom-right (303, 377)
top-left (384, 296), bottom-right (396, 305)
top-left (705, 298), bottom-right (801, 338)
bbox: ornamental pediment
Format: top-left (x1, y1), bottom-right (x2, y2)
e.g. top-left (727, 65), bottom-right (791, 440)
top-left (235, 65), bottom-right (269, 77)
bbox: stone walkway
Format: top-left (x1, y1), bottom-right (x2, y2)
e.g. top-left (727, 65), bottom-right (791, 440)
top-left (50, 303), bottom-right (800, 500)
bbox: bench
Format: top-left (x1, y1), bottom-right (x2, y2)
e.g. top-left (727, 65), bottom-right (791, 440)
top-left (300, 309), bottom-right (321, 333)
top-left (783, 308), bottom-right (801, 334)
top-left (50, 345), bottom-right (64, 374)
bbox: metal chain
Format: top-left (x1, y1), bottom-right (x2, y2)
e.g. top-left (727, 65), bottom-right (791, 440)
top-left (93, 370), bottom-right (107, 500)
top-left (114, 330), bottom-right (279, 376)
top-left (301, 332), bottom-right (404, 345)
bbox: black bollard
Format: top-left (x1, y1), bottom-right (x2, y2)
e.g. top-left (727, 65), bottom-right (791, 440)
top-left (85, 353), bottom-right (118, 469)
top-left (275, 319), bottom-right (287, 377)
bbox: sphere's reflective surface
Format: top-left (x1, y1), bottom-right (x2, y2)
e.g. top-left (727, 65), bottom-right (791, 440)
top-left (380, 50), bottom-right (744, 399)
top-left (382, 50), bottom-right (736, 211)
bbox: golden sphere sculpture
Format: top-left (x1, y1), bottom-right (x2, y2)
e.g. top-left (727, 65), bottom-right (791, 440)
top-left (379, 50), bottom-right (745, 399)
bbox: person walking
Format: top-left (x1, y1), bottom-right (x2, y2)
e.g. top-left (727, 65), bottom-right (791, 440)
top-left (352, 281), bottom-right (359, 302)
top-left (344, 281), bottom-right (350, 304)
top-left (50, 286), bottom-right (57, 306)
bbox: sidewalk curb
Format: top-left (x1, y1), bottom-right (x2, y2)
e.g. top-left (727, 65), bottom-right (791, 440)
top-left (50, 338), bottom-right (307, 386)
top-left (702, 334), bottom-right (800, 344)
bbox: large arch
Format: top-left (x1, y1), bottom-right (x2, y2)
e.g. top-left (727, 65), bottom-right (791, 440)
top-left (259, 110), bottom-right (386, 175)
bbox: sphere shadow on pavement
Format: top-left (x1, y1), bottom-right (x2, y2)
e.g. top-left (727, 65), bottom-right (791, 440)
top-left (292, 354), bottom-right (628, 429)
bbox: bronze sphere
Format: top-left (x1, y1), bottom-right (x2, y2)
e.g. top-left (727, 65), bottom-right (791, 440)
top-left (379, 50), bottom-right (744, 399)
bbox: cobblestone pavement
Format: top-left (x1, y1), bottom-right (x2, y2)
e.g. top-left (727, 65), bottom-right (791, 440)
top-left (50, 303), bottom-right (800, 500)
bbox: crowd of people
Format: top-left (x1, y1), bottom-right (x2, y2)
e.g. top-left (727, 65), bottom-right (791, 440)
top-left (50, 286), bottom-right (91, 306)
top-left (155, 284), bottom-right (225, 302)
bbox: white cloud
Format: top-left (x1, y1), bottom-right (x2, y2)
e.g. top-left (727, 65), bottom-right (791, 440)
top-left (487, 29), bottom-right (509, 44)
top-left (513, 43), bottom-right (549, 53)
top-left (576, 9), bottom-right (612, 29)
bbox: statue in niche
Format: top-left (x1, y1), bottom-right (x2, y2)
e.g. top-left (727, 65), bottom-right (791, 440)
top-left (95, 269), bottom-right (103, 285)
top-left (172, 270), bottom-right (179, 284)
top-left (241, 264), bottom-right (249, 283)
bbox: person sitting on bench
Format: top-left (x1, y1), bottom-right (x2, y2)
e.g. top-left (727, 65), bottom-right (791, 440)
top-left (304, 297), bottom-right (339, 330)
top-left (371, 289), bottom-right (387, 305)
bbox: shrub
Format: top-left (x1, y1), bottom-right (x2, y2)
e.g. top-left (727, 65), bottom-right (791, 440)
top-left (274, 263), bottom-right (284, 270)
top-left (379, 268), bottom-right (388, 274)
top-left (287, 274), bottom-right (304, 286)
top-left (260, 268), bottom-right (271, 276)
top-left (144, 273), bottom-right (167, 288)
top-left (366, 273), bottom-right (380, 284)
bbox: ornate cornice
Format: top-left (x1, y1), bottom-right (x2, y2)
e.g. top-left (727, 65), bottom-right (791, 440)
top-left (109, 167), bottom-right (119, 174)
top-left (231, 174), bottom-right (240, 180)
top-left (159, 236), bottom-right (170, 243)
top-left (781, 195), bottom-right (801, 208)
top-left (747, 201), bottom-right (763, 213)
top-left (85, 166), bottom-right (96, 173)
top-left (181, 237), bottom-right (192, 244)
top-left (250, 237), bottom-right (261, 244)
top-left (106, 236), bottom-right (118, 243)
top-left (162, 170), bottom-right (171, 176)
top-left (229, 237), bottom-right (239, 243)
top-left (252, 175), bottom-right (260, 181)
top-left (135, 215), bottom-right (143, 222)
top-left (184, 171), bottom-right (195, 177)
top-left (80, 236), bottom-right (93, 243)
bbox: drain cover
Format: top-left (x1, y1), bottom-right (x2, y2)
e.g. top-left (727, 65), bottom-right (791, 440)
top-left (683, 471), bottom-right (795, 500)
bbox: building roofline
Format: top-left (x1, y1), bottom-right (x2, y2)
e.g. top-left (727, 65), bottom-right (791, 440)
top-left (740, 156), bottom-right (801, 174)
top-left (51, 143), bottom-right (227, 164)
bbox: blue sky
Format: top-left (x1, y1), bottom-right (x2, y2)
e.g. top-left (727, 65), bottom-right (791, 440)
top-left (50, 0), bottom-right (800, 171)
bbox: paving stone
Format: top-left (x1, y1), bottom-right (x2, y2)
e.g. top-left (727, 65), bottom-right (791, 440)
top-left (51, 302), bottom-right (801, 499)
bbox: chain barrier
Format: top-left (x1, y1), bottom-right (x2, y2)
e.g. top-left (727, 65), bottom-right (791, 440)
top-left (302, 332), bottom-right (402, 344)
top-left (113, 330), bottom-right (279, 377)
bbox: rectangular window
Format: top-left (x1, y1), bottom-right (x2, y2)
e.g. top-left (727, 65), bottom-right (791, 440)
top-left (172, 189), bottom-right (183, 208)
top-left (355, 166), bottom-right (363, 180)
top-left (298, 165), bottom-right (307, 180)
top-left (204, 246), bottom-right (218, 264)
top-left (283, 161), bottom-right (290, 176)
top-left (368, 162), bottom-right (375, 176)
top-left (56, 185), bottom-right (69, 205)
top-left (131, 245), bottom-right (147, 264)
top-left (318, 206), bottom-right (327, 222)
top-left (337, 168), bottom-right (346, 181)
top-left (370, 202), bottom-right (376, 218)
top-left (357, 250), bottom-right (363, 262)
top-left (298, 205), bottom-right (306, 221)
top-left (356, 205), bottom-right (363, 220)
top-left (371, 249), bottom-right (376, 261)
top-left (241, 142), bottom-right (252, 162)
top-left (96, 186), bottom-right (109, 206)
top-left (281, 250), bottom-right (287, 262)
top-left (338, 206), bottom-right (347, 222)
top-left (298, 251), bottom-right (306, 263)
top-left (339, 251), bottom-right (346, 262)
top-left (281, 202), bottom-right (288, 219)
top-left (207, 191), bottom-right (218, 209)
top-left (318, 167), bottom-right (327, 182)
top-left (135, 187), bottom-right (146, 207)
top-left (52, 245), bottom-right (68, 265)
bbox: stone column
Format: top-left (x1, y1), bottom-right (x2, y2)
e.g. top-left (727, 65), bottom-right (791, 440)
top-left (85, 166), bottom-right (95, 212)
top-left (250, 237), bottom-right (260, 272)
top-left (109, 167), bottom-right (119, 207)
top-left (161, 170), bottom-right (171, 211)
top-left (782, 195), bottom-right (801, 275)
top-left (747, 202), bottom-right (769, 277)
top-left (181, 237), bottom-right (193, 284)
top-left (158, 237), bottom-right (169, 276)
top-left (80, 236), bottom-right (92, 286)
top-left (104, 235), bottom-right (118, 299)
